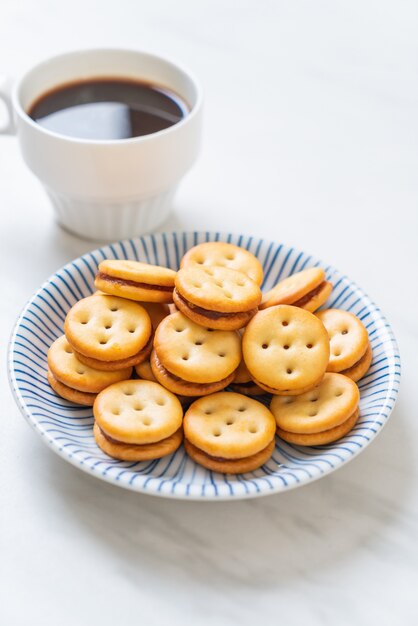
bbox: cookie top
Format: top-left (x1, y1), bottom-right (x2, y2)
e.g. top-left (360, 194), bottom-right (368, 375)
top-left (175, 266), bottom-right (262, 313)
top-left (184, 392), bottom-right (276, 459)
top-left (94, 379), bottom-right (183, 444)
top-left (180, 242), bottom-right (263, 285)
top-left (48, 335), bottom-right (132, 392)
top-left (316, 309), bottom-right (369, 371)
top-left (153, 311), bottom-right (241, 383)
top-left (260, 267), bottom-right (325, 309)
top-left (97, 260), bottom-right (176, 287)
top-left (270, 373), bottom-right (359, 434)
top-left (243, 305), bottom-right (330, 392)
top-left (65, 294), bottom-right (152, 361)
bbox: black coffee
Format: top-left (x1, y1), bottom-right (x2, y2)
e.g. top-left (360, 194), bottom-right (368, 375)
top-left (28, 78), bottom-right (189, 140)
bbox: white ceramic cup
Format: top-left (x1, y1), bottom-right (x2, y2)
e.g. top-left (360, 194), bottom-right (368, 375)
top-left (0, 49), bottom-right (202, 240)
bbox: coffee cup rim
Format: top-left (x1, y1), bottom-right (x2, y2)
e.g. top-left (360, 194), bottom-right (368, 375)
top-left (12, 47), bottom-right (203, 145)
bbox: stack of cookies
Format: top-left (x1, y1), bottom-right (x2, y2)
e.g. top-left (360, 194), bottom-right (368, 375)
top-left (46, 241), bottom-right (372, 474)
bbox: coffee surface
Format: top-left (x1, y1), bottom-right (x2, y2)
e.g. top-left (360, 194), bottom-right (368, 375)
top-left (28, 78), bottom-right (188, 140)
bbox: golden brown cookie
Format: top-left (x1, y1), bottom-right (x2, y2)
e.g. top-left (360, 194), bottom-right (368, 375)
top-left (180, 242), bottom-right (263, 285)
top-left (48, 335), bottom-right (132, 392)
top-left (174, 266), bottom-right (261, 330)
top-left (47, 368), bottom-right (97, 406)
top-left (270, 372), bottom-right (359, 435)
top-left (150, 311), bottom-right (240, 395)
top-left (93, 422), bottom-right (183, 461)
top-left (243, 305), bottom-right (330, 395)
top-left (276, 407), bottom-right (359, 445)
top-left (94, 379), bottom-right (183, 445)
top-left (65, 294), bottom-right (152, 369)
top-left (340, 342), bottom-right (372, 382)
top-left (316, 309), bottom-right (369, 372)
top-left (260, 267), bottom-right (332, 312)
top-left (184, 392), bottom-right (276, 461)
top-left (95, 259), bottom-right (176, 303)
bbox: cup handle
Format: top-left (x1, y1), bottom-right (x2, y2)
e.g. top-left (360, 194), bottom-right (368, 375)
top-left (0, 75), bottom-right (15, 134)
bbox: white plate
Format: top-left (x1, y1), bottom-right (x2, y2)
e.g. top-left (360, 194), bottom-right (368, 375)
top-left (8, 232), bottom-right (401, 500)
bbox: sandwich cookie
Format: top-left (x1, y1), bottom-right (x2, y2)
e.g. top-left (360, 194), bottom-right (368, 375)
top-left (271, 372), bottom-right (360, 445)
top-left (173, 266), bottom-right (262, 330)
top-left (316, 309), bottom-right (371, 381)
top-left (47, 335), bottom-right (133, 406)
top-left (95, 259), bottom-right (176, 303)
top-left (93, 379), bottom-right (183, 461)
top-left (65, 294), bottom-right (152, 371)
top-left (243, 305), bottom-right (330, 395)
top-left (184, 392), bottom-right (276, 474)
top-left (260, 267), bottom-right (332, 312)
top-left (180, 242), bottom-right (264, 285)
top-left (151, 311), bottom-right (241, 396)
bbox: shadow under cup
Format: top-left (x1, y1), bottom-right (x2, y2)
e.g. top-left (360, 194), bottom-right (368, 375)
top-left (13, 49), bottom-right (202, 240)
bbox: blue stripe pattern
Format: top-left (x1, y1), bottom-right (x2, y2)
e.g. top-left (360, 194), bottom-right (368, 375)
top-left (8, 232), bottom-right (401, 500)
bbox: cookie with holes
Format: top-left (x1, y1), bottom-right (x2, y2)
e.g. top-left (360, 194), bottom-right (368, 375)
top-left (316, 309), bottom-right (371, 381)
top-left (93, 379), bottom-right (183, 461)
top-left (173, 266), bottom-right (261, 330)
top-left (243, 305), bottom-right (330, 395)
top-left (47, 335), bottom-right (133, 405)
top-left (183, 392), bottom-right (276, 473)
top-left (95, 260), bottom-right (176, 303)
top-left (260, 267), bottom-right (332, 312)
top-left (65, 294), bottom-right (153, 371)
top-left (151, 311), bottom-right (241, 396)
top-left (180, 242), bottom-right (264, 285)
top-left (270, 372), bottom-right (360, 445)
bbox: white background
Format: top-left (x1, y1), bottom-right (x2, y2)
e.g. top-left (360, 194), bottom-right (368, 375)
top-left (1, 2), bottom-right (417, 625)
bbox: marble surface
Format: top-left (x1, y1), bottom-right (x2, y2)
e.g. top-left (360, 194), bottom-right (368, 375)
top-left (1, 1), bottom-right (417, 624)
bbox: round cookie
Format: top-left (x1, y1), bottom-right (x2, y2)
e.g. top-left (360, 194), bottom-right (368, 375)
top-left (94, 379), bottom-right (183, 445)
top-left (94, 422), bottom-right (183, 461)
top-left (183, 392), bottom-right (276, 460)
top-left (48, 335), bottom-right (132, 392)
top-left (180, 242), bottom-right (263, 285)
top-left (47, 368), bottom-right (97, 406)
top-left (95, 259), bottom-right (176, 303)
top-left (174, 266), bottom-right (261, 330)
top-left (260, 267), bottom-right (332, 312)
top-left (65, 294), bottom-right (152, 368)
top-left (150, 312), bottom-right (240, 396)
top-left (270, 372), bottom-right (360, 434)
top-left (276, 407), bottom-right (359, 446)
top-left (316, 309), bottom-right (369, 372)
top-left (243, 305), bottom-right (330, 395)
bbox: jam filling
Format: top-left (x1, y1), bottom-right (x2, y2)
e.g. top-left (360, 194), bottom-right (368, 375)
top-left (175, 289), bottom-right (257, 320)
top-left (292, 281), bottom-right (326, 307)
top-left (97, 272), bottom-right (173, 292)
